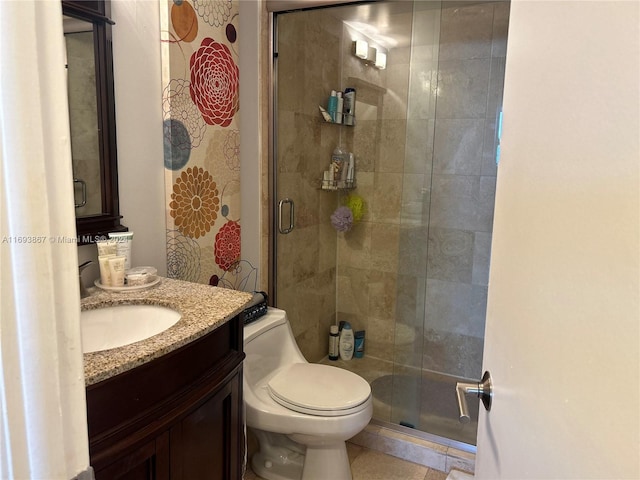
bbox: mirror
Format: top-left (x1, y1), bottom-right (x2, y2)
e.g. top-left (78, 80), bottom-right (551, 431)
top-left (62, 0), bottom-right (126, 243)
top-left (65, 15), bottom-right (101, 216)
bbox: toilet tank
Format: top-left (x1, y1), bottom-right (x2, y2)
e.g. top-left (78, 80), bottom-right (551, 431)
top-left (244, 308), bottom-right (307, 385)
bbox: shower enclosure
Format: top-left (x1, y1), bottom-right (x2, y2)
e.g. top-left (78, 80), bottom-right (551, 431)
top-left (270, 0), bottom-right (509, 448)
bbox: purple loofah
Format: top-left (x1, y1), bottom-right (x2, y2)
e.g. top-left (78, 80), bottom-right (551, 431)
top-left (331, 206), bottom-right (353, 232)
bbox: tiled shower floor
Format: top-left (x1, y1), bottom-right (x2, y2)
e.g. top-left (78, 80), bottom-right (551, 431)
top-left (319, 355), bottom-right (479, 446)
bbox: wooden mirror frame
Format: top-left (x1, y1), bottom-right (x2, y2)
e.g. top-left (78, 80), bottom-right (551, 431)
top-left (63, 0), bottom-right (126, 244)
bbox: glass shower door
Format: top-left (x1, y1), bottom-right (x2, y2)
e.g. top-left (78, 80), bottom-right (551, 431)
top-left (272, 7), bottom-right (342, 363)
top-left (391, 0), bottom-right (508, 445)
top-left (271, 0), bottom-right (508, 448)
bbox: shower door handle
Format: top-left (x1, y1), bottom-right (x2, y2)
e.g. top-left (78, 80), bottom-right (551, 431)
top-left (278, 198), bottom-right (295, 234)
top-left (456, 371), bottom-right (492, 424)
top-left (74, 178), bottom-right (87, 208)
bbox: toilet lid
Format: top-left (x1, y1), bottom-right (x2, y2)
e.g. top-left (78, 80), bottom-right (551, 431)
top-left (267, 363), bottom-right (371, 417)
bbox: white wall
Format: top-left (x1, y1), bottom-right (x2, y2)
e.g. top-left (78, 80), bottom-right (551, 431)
top-left (477, 1), bottom-right (639, 478)
top-left (239, 0), bottom-right (264, 281)
top-left (112, 0), bottom-right (167, 274)
top-left (78, 0), bottom-right (167, 280)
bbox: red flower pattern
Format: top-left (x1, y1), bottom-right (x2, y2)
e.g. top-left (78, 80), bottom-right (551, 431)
top-left (189, 37), bottom-right (239, 127)
top-left (214, 220), bottom-right (241, 271)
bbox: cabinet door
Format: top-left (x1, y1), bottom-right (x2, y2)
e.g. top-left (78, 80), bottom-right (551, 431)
top-left (94, 432), bottom-right (170, 480)
top-left (170, 375), bottom-right (242, 480)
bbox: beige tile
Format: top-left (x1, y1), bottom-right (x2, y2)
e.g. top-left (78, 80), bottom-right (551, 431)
top-left (351, 449), bottom-right (429, 480)
top-left (368, 271), bottom-right (397, 319)
top-left (435, 59), bottom-right (490, 119)
top-left (379, 429), bottom-right (448, 454)
top-left (491, 1), bottom-right (510, 58)
top-left (378, 119), bottom-right (407, 173)
top-left (375, 428), bottom-right (447, 472)
top-left (439, 3), bottom-right (494, 61)
top-left (445, 468), bottom-right (475, 480)
top-left (382, 63), bottom-right (410, 121)
top-left (433, 119), bottom-right (485, 176)
top-left (346, 441), bottom-right (366, 464)
top-left (370, 223), bottom-right (400, 273)
top-left (425, 468), bottom-right (449, 480)
top-left (427, 227), bottom-right (474, 284)
top-left (337, 220), bottom-right (371, 268)
top-left (445, 448), bottom-right (475, 475)
top-left (371, 173), bottom-right (403, 224)
top-left (349, 422), bottom-right (385, 449)
top-left (337, 269), bottom-right (370, 320)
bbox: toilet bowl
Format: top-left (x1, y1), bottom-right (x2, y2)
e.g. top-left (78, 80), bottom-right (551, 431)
top-left (244, 308), bottom-right (373, 480)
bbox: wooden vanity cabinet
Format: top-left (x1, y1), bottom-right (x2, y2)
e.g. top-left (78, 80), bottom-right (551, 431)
top-left (86, 314), bottom-right (245, 480)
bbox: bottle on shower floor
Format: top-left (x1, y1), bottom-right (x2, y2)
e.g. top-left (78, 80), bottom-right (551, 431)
top-left (339, 322), bottom-right (354, 361)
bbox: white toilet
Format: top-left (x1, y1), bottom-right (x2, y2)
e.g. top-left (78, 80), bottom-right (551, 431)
top-left (243, 308), bottom-right (372, 480)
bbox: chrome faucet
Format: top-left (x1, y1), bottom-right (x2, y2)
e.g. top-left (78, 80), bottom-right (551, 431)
top-left (79, 260), bottom-right (93, 299)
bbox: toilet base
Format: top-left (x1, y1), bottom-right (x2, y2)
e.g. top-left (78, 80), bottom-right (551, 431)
top-left (301, 441), bottom-right (352, 480)
top-left (251, 429), bottom-right (305, 480)
top-left (250, 429), bottom-right (353, 480)
top-left (252, 450), bottom-right (304, 480)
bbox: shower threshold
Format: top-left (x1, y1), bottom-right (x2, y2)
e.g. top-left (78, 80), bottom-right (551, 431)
top-left (372, 417), bottom-right (476, 454)
top-left (349, 419), bottom-right (476, 474)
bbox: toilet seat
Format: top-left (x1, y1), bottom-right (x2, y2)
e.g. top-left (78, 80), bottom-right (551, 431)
top-left (267, 363), bottom-right (371, 417)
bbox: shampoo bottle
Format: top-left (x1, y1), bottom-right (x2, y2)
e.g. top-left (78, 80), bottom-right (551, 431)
top-left (335, 91), bottom-right (344, 124)
top-left (339, 322), bottom-right (354, 361)
top-left (327, 90), bottom-right (338, 123)
top-left (346, 152), bottom-right (355, 187)
top-left (343, 87), bottom-right (356, 126)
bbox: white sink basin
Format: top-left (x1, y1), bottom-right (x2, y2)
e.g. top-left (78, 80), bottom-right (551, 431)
top-left (81, 304), bottom-right (181, 353)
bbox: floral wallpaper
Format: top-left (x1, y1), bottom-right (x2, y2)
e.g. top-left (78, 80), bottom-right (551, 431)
top-left (162, 0), bottom-right (256, 291)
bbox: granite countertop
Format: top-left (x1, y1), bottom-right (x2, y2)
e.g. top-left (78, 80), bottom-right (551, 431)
top-left (81, 277), bottom-right (253, 386)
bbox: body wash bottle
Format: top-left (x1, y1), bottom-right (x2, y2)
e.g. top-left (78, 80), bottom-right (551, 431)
top-left (339, 322), bottom-right (354, 361)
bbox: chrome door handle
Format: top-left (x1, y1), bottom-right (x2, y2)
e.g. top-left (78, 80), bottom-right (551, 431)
top-left (456, 370), bottom-right (492, 424)
top-left (278, 198), bottom-right (294, 234)
top-left (74, 178), bottom-right (87, 208)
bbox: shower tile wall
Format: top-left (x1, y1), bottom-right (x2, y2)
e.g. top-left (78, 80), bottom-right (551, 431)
top-left (421, 1), bottom-right (509, 384)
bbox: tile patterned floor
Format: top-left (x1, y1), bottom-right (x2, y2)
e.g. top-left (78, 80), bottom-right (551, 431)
top-left (243, 441), bottom-right (449, 480)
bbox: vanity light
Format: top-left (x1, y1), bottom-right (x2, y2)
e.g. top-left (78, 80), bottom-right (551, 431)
top-left (367, 46), bottom-right (377, 62)
top-left (375, 50), bottom-right (387, 69)
top-left (354, 40), bottom-right (368, 59)
top-left (353, 38), bottom-right (387, 70)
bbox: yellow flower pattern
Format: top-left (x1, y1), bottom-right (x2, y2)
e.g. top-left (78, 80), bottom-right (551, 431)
top-left (170, 166), bottom-right (220, 239)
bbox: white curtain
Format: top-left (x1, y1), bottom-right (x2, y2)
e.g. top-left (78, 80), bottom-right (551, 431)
top-left (0, 1), bottom-right (91, 479)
